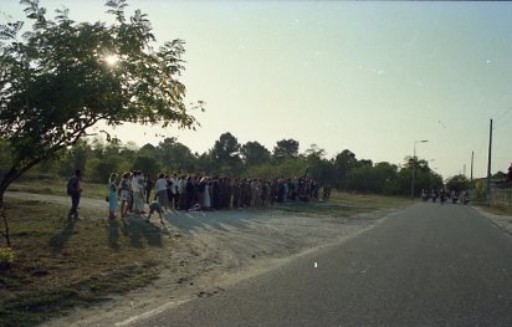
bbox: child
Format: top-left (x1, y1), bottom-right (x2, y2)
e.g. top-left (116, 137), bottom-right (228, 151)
top-left (147, 201), bottom-right (165, 225)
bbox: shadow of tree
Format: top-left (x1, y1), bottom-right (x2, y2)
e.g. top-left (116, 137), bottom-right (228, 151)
top-left (48, 218), bottom-right (75, 255)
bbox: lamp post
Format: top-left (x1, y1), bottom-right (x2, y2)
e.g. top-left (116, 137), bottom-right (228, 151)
top-left (411, 140), bottom-right (429, 198)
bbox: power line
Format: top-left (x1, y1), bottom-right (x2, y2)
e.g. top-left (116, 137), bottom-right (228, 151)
top-left (494, 106), bottom-right (512, 122)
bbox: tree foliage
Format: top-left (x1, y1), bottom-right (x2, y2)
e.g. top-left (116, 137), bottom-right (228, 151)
top-left (210, 132), bottom-right (242, 174)
top-left (273, 139), bottom-right (299, 160)
top-left (0, 0), bottom-right (202, 204)
top-left (241, 141), bottom-right (271, 166)
top-left (445, 174), bottom-right (470, 193)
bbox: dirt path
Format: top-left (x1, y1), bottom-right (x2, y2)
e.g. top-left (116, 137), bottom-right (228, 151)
top-left (6, 191), bottom-right (107, 212)
top-left (7, 191), bottom-right (403, 327)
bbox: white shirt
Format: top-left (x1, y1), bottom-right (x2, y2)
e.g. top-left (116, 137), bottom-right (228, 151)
top-left (155, 178), bottom-right (168, 192)
top-left (169, 177), bottom-right (178, 194)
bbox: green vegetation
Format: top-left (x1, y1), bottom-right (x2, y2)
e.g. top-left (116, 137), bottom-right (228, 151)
top-left (478, 204), bottom-right (512, 217)
top-left (8, 179), bottom-right (107, 200)
top-left (0, 0), bottom-right (201, 210)
top-left (274, 191), bottom-right (413, 217)
top-left (0, 198), bottom-right (166, 327)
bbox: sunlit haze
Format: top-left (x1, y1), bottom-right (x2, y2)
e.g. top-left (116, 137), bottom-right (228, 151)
top-left (3, 1), bottom-right (512, 179)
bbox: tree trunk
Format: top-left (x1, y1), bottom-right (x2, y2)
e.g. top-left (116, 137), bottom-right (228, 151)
top-left (1, 166), bottom-right (35, 247)
top-left (0, 204), bottom-right (10, 248)
top-left (0, 168), bottom-right (18, 209)
top-left (0, 169), bottom-right (16, 247)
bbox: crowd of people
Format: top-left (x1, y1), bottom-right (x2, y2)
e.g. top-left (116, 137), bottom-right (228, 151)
top-left (420, 189), bottom-right (470, 205)
top-left (103, 171), bottom-right (329, 221)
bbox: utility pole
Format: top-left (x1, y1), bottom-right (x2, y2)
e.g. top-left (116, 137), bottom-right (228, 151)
top-left (470, 151), bottom-right (474, 182)
top-left (486, 119), bottom-right (493, 203)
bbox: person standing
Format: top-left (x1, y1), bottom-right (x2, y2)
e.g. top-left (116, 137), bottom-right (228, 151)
top-left (118, 172), bottom-right (131, 217)
top-left (203, 177), bottom-right (211, 210)
top-left (132, 171), bottom-right (145, 214)
top-left (108, 173), bottom-right (119, 219)
top-left (178, 174), bottom-right (187, 210)
top-left (232, 178), bottom-right (241, 209)
top-left (67, 169), bottom-right (83, 220)
top-left (144, 175), bottom-right (154, 204)
top-left (126, 172), bottom-right (134, 214)
top-left (185, 175), bottom-right (196, 210)
top-left (169, 173), bottom-right (179, 209)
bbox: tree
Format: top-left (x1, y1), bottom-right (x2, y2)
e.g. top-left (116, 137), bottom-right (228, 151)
top-left (211, 132), bottom-right (242, 174)
top-left (156, 137), bottom-right (196, 173)
top-left (0, 139), bottom-right (12, 176)
top-left (139, 143), bottom-right (157, 156)
top-left (303, 144), bottom-right (326, 161)
top-left (332, 149), bottom-right (358, 189)
top-left (0, 0), bottom-right (202, 208)
top-left (273, 139), bottom-right (299, 160)
top-left (240, 141), bottom-right (271, 166)
top-left (445, 174), bottom-right (470, 194)
top-left (133, 155), bottom-right (160, 178)
top-left (492, 171), bottom-right (507, 181)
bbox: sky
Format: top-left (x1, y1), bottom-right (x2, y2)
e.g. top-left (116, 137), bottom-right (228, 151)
top-left (3, 0), bottom-right (512, 180)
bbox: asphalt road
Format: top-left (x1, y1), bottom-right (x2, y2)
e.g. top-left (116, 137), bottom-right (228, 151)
top-left (129, 202), bottom-right (512, 327)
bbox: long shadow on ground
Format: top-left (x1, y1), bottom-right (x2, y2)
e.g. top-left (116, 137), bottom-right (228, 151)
top-left (107, 215), bottom-right (163, 250)
top-left (48, 218), bottom-right (76, 255)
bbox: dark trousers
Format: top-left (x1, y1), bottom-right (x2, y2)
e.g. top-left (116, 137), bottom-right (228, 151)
top-left (145, 189), bottom-right (152, 203)
top-left (69, 193), bottom-right (81, 218)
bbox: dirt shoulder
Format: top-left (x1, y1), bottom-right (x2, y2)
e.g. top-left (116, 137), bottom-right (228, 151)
top-left (474, 205), bottom-right (512, 235)
top-left (41, 209), bottom-right (401, 326)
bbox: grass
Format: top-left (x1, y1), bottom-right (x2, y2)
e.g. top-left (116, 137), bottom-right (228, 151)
top-left (273, 191), bottom-right (413, 217)
top-left (8, 179), bottom-right (107, 200)
top-left (0, 199), bottom-right (169, 327)
top-left (467, 196), bottom-right (512, 217)
top-left (476, 203), bottom-right (512, 217)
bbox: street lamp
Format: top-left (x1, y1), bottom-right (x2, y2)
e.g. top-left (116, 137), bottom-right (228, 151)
top-left (411, 139), bottom-right (429, 198)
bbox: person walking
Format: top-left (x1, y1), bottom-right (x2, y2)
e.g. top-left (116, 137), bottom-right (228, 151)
top-left (155, 173), bottom-right (169, 211)
top-left (108, 173), bottom-right (119, 219)
top-left (67, 169), bottom-right (83, 220)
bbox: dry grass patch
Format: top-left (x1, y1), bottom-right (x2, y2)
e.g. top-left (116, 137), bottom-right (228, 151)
top-left (274, 192), bottom-right (413, 217)
top-left (0, 199), bottom-right (172, 327)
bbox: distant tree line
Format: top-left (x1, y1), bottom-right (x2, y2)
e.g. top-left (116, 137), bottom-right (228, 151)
top-left (0, 132), bottom-right (446, 196)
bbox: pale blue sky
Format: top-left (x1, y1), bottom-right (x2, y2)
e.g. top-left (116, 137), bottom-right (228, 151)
top-left (3, 1), bottom-right (512, 179)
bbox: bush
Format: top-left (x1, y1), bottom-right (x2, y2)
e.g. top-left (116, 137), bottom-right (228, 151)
top-left (0, 247), bottom-right (15, 269)
top-left (475, 180), bottom-right (487, 201)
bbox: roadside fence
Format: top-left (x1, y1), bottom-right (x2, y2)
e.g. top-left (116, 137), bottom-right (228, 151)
top-left (491, 188), bottom-right (512, 208)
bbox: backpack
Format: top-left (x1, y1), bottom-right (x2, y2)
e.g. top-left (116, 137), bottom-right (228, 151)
top-left (67, 176), bottom-right (77, 195)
